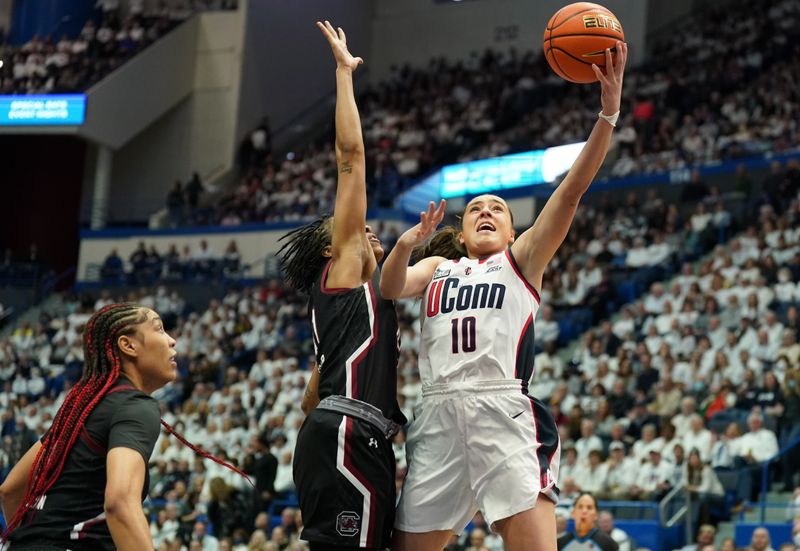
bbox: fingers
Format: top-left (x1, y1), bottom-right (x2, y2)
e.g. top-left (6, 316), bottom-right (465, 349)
top-left (605, 46), bottom-right (614, 77)
top-left (338, 26), bottom-right (346, 43)
top-left (592, 64), bottom-right (607, 85)
top-left (613, 41), bottom-right (627, 79)
top-left (324, 20), bottom-right (336, 36)
top-left (618, 42), bottom-right (628, 77)
top-left (316, 20), bottom-right (335, 44)
top-left (433, 199), bottom-right (447, 223)
top-left (355, 56), bottom-right (364, 66)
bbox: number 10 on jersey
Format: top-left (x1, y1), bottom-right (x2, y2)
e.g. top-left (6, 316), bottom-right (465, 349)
top-left (451, 316), bottom-right (477, 353)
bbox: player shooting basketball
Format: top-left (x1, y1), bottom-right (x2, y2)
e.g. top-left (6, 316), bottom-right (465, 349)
top-left (380, 41), bottom-right (627, 551)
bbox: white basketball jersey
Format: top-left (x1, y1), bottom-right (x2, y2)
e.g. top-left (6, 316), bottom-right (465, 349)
top-left (418, 249), bottom-right (540, 387)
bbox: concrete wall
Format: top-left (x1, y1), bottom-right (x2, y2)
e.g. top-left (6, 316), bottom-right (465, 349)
top-left (80, 18), bottom-right (198, 150)
top-left (100, 10), bottom-right (246, 224)
top-left (236, 0), bottom-right (373, 145)
top-left (369, 0), bottom-right (648, 80)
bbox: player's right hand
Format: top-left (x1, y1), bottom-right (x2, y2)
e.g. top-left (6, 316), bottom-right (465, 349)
top-left (317, 20), bottom-right (363, 72)
top-left (398, 200), bottom-right (447, 249)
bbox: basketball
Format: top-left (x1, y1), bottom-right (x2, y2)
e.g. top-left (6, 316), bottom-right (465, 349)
top-left (543, 2), bottom-right (625, 84)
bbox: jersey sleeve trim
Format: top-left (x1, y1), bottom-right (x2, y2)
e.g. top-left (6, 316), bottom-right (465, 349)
top-left (319, 259), bottom-right (354, 295)
top-left (505, 248), bottom-right (541, 304)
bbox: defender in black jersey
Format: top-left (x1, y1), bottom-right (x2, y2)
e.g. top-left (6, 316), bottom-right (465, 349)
top-left (7, 379), bottom-right (160, 550)
top-left (277, 21), bottom-right (406, 551)
top-left (0, 304), bottom-right (176, 551)
top-left (2, 305), bottom-right (245, 551)
top-left (292, 264), bottom-right (406, 550)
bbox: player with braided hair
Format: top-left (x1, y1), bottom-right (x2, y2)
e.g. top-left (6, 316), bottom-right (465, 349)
top-left (277, 22), bottom-right (406, 551)
top-left (0, 303), bottom-right (248, 551)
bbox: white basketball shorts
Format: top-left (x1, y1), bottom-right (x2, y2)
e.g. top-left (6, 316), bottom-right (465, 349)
top-left (395, 380), bottom-right (560, 533)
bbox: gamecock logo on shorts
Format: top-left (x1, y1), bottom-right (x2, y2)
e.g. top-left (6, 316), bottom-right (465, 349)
top-left (336, 511), bottom-right (361, 537)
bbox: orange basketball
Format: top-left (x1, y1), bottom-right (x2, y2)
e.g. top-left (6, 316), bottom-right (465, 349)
top-left (543, 2), bottom-right (625, 84)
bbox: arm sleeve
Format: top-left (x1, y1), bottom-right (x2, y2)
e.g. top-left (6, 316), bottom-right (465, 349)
top-left (108, 393), bottom-right (161, 464)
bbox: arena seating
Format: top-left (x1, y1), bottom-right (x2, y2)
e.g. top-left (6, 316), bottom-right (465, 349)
top-left (2, 0), bottom-right (800, 549)
top-left (0, 1), bottom-right (237, 95)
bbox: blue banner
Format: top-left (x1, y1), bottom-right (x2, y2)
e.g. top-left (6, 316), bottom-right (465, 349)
top-left (440, 142), bottom-right (586, 198)
top-left (0, 95), bottom-right (86, 125)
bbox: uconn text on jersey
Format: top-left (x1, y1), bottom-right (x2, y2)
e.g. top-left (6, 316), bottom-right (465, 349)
top-left (426, 278), bottom-right (506, 317)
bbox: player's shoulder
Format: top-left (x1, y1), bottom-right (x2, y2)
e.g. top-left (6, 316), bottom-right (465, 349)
top-left (103, 381), bottom-right (159, 412)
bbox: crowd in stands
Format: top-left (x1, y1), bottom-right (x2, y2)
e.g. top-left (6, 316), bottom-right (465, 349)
top-left (1, 162), bottom-right (797, 550)
top-left (2, 0), bottom-right (800, 548)
top-left (0, 0), bottom-right (237, 95)
top-left (176, 0), bottom-right (799, 229)
top-left (100, 238), bottom-right (244, 284)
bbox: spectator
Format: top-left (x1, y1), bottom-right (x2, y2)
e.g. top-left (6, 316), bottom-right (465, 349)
top-left (464, 527), bottom-right (491, 551)
top-left (676, 525), bottom-right (716, 551)
top-left (598, 511), bottom-right (632, 551)
top-left (750, 527), bottom-right (775, 551)
top-left (737, 412), bottom-right (779, 465)
top-left (188, 520), bottom-right (219, 551)
top-left (630, 449), bottom-right (672, 501)
top-left (684, 448), bottom-right (725, 527)
top-left (537, 304), bottom-right (560, 346)
top-left (601, 441), bottom-right (635, 500)
top-left (167, 181), bottom-right (185, 226)
top-left (251, 431), bottom-right (277, 512)
top-left (681, 170), bottom-right (710, 204)
top-left (710, 422), bottom-right (741, 470)
top-left (100, 249), bottom-right (124, 281)
top-left (185, 172), bottom-right (204, 211)
top-left (206, 477), bottom-right (249, 540)
top-left (574, 449), bottom-right (608, 494)
top-left (673, 397), bottom-right (698, 437)
top-left (683, 415), bottom-right (713, 463)
top-left (575, 419), bottom-right (603, 464)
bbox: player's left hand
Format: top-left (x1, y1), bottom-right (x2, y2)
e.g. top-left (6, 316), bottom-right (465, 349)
top-left (592, 40), bottom-right (627, 116)
top-left (317, 20), bottom-right (363, 72)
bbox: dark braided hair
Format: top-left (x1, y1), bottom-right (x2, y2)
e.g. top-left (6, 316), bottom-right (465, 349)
top-left (277, 216), bottom-right (333, 293)
top-left (3, 303), bottom-right (250, 541)
top-left (3, 303), bottom-right (145, 537)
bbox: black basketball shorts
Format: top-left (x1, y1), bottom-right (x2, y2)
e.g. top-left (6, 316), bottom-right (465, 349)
top-left (293, 408), bottom-right (396, 549)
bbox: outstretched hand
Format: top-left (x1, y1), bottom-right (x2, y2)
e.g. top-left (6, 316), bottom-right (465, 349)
top-left (398, 200), bottom-right (447, 249)
top-left (317, 20), bottom-right (363, 72)
top-left (592, 40), bottom-right (627, 116)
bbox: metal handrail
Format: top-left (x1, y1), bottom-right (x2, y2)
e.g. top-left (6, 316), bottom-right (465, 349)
top-left (760, 434), bottom-right (800, 523)
top-left (659, 484), bottom-right (684, 526)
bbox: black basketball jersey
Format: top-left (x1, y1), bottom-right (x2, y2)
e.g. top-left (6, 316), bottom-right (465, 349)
top-left (9, 377), bottom-right (160, 550)
top-left (310, 260), bottom-right (406, 425)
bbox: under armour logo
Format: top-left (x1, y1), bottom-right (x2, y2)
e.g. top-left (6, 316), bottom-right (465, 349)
top-left (368, 438), bottom-right (378, 448)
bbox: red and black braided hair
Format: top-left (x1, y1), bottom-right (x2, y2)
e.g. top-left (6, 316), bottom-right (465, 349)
top-left (3, 303), bottom-right (250, 540)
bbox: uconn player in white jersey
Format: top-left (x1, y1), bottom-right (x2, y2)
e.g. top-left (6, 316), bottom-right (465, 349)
top-left (381, 43), bottom-right (627, 551)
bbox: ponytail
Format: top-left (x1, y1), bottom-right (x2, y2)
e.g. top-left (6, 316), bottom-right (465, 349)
top-left (413, 226), bottom-right (465, 262)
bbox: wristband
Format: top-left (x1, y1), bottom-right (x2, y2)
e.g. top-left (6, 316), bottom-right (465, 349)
top-left (598, 110), bottom-right (620, 127)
